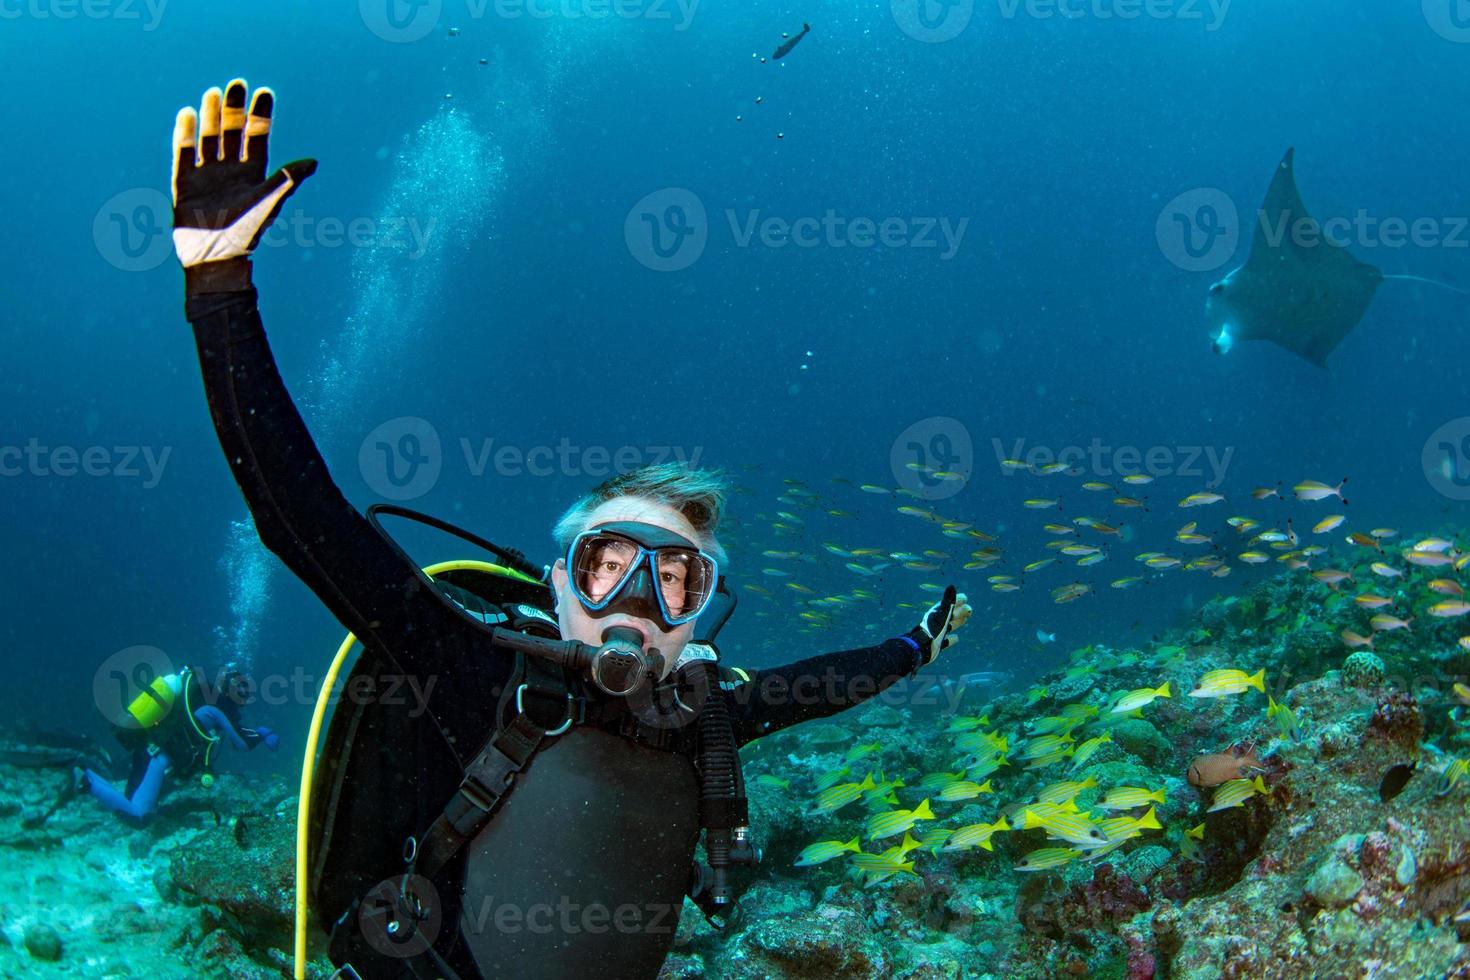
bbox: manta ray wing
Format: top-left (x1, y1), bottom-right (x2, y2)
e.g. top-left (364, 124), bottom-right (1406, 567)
top-left (1233, 148), bottom-right (1384, 367)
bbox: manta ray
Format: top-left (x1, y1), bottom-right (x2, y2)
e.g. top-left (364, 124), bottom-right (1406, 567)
top-left (1206, 148), bottom-right (1466, 367)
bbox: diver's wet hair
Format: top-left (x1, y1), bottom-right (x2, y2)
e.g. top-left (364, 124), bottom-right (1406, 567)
top-left (554, 462), bottom-right (729, 565)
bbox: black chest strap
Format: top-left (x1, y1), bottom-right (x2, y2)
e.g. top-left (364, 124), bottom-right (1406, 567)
top-left (410, 657), bottom-right (572, 883)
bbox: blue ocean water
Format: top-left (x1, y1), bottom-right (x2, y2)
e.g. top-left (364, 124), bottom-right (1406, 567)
top-left (2, 0), bottom-right (1468, 756)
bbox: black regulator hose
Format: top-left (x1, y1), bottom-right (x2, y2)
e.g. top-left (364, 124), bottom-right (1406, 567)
top-left (691, 658), bottom-right (751, 914)
top-left (485, 626), bottom-right (658, 698)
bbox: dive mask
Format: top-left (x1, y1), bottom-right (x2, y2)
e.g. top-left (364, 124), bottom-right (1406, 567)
top-left (566, 521), bottom-right (719, 632)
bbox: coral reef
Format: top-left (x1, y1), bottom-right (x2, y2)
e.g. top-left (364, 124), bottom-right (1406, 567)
top-left (0, 759), bottom-right (330, 978)
top-left (1343, 650), bottom-right (1386, 688)
top-left (667, 539), bottom-right (1470, 978)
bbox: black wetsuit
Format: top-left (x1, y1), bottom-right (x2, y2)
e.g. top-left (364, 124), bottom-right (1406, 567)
top-left (184, 286), bottom-right (928, 980)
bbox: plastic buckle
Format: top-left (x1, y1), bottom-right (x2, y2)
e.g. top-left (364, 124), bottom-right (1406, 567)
top-left (515, 682), bottom-right (573, 737)
top-left (459, 778), bottom-right (496, 812)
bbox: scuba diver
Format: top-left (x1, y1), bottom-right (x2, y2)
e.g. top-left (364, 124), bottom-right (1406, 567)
top-left (81, 664), bottom-right (279, 821)
top-left (164, 79), bottom-right (973, 980)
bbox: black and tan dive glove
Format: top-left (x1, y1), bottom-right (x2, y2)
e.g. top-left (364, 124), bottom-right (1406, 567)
top-left (172, 79), bottom-right (316, 294)
top-left (906, 586), bottom-right (972, 665)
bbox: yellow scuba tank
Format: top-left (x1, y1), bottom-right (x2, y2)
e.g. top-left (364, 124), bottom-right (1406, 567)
top-left (126, 670), bottom-right (186, 730)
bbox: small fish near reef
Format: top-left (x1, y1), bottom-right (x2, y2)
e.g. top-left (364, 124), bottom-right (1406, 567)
top-left (1188, 743), bottom-right (1267, 788)
top-left (1208, 775), bottom-right (1270, 813)
top-left (1379, 762), bottom-right (1417, 803)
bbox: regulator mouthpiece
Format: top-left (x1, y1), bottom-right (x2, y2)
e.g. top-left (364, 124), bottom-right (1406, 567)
top-left (591, 626), bottom-right (657, 697)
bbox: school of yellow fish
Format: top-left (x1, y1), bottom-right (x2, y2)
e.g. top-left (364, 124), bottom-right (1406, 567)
top-left (730, 466), bottom-right (1468, 655)
top-left (787, 661), bottom-right (1279, 881)
top-left (753, 465), bottom-right (1468, 881)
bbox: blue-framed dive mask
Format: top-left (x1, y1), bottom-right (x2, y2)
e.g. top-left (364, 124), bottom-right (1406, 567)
top-left (566, 521), bottom-right (720, 632)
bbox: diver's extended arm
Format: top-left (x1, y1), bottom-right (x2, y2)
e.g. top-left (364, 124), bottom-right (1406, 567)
top-left (186, 289), bottom-right (441, 643)
top-left (723, 637), bottom-right (925, 744)
top-left (725, 587), bottom-right (971, 744)
top-left (193, 705), bottom-right (248, 750)
top-left (173, 80), bottom-right (456, 651)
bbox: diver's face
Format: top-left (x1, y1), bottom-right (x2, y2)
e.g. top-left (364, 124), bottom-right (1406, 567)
top-left (551, 497), bottom-right (704, 678)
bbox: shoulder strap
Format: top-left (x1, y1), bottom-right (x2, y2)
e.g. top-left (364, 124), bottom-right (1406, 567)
top-left (410, 653), bottom-right (572, 882)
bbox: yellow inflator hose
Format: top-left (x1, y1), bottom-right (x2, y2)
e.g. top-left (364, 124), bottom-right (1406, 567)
top-left (293, 560), bottom-right (540, 979)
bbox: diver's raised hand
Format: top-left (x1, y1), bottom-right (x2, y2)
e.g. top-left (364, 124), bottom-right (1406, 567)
top-left (172, 79), bottom-right (317, 294)
top-left (907, 586), bottom-right (972, 665)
